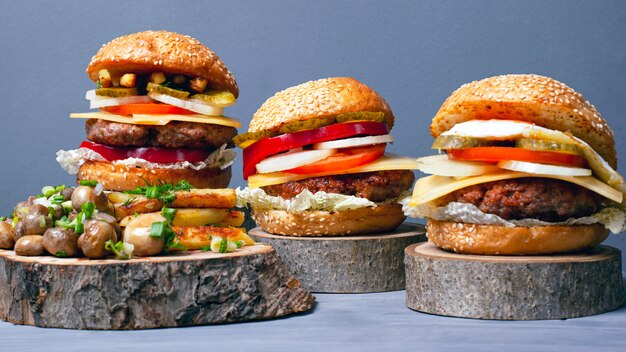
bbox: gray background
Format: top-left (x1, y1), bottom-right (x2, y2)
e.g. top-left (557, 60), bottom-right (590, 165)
top-left (1, 1), bottom-right (625, 254)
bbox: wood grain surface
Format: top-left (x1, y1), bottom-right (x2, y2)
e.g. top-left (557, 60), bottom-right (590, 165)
top-left (0, 245), bottom-right (315, 330)
top-left (405, 242), bottom-right (624, 320)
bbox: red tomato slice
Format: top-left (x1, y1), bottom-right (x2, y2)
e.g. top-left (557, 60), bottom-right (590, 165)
top-left (448, 147), bottom-right (587, 168)
top-left (285, 144), bottom-right (386, 174)
top-left (80, 141), bottom-right (209, 163)
top-left (102, 103), bottom-right (194, 115)
top-left (243, 121), bottom-right (389, 179)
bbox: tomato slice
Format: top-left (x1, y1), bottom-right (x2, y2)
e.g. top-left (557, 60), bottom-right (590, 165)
top-left (286, 144), bottom-right (386, 174)
top-left (448, 147), bottom-right (587, 168)
top-left (243, 121), bottom-right (388, 179)
top-left (102, 103), bottom-right (194, 115)
top-left (80, 141), bottom-right (209, 163)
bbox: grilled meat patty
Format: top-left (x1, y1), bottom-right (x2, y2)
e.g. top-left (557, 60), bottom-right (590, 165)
top-left (86, 119), bottom-right (237, 149)
top-left (443, 178), bottom-right (601, 222)
top-left (262, 170), bottom-right (415, 202)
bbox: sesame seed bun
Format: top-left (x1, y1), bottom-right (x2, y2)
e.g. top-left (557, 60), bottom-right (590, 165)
top-left (87, 30), bottom-right (239, 97)
top-left (252, 204), bottom-right (406, 237)
top-left (430, 74), bottom-right (616, 167)
top-left (426, 219), bottom-right (609, 255)
top-left (249, 77), bottom-right (394, 133)
top-left (77, 161), bottom-right (231, 191)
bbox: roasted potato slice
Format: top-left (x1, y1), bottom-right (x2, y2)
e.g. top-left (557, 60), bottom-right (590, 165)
top-left (111, 197), bottom-right (162, 221)
top-left (119, 209), bottom-right (244, 228)
top-left (169, 188), bottom-right (236, 209)
top-left (171, 226), bottom-right (255, 250)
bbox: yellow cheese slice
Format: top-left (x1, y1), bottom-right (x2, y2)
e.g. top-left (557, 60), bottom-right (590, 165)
top-left (410, 171), bottom-right (623, 206)
top-left (70, 112), bottom-right (241, 128)
top-left (248, 154), bottom-right (419, 188)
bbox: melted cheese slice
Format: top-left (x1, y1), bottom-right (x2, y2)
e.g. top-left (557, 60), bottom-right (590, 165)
top-left (248, 154), bottom-right (419, 188)
top-left (410, 171), bottom-right (623, 206)
top-left (70, 112), bottom-right (242, 128)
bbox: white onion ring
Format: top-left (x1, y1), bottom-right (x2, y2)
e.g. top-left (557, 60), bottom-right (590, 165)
top-left (497, 160), bottom-right (592, 176)
top-left (148, 92), bottom-right (225, 116)
top-left (256, 149), bottom-right (336, 174)
top-left (313, 134), bottom-right (394, 149)
top-left (89, 96), bottom-right (154, 109)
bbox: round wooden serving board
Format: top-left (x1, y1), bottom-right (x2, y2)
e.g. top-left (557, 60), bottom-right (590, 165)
top-left (0, 245), bottom-right (315, 330)
top-left (250, 223), bottom-right (426, 293)
top-left (405, 242), bottom-right (624, 320)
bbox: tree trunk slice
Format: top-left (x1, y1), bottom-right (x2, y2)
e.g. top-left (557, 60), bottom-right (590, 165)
top-left (405, 242), bottom-right (624, 320)
top-left (250, 223), bottom-right (426, 293)
top-left (0, 245), bottom-right (315, 330)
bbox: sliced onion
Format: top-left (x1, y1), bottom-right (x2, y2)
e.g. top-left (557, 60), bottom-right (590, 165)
top-left (89, 96), bottom-right (154, 109)
top-left (313, 134), bottom-right (394, 150)
top-left (416, 154), bottom-right (500, 177)
top-left (149, 92), bottom-right (225, 116)
top-left (256, 149), bottom-right (336, 174)
top-left (497, 160), bottom-right (592, 176)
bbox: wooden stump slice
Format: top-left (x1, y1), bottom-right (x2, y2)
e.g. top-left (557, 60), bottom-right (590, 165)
top-left (0, 245), bottom-right (315, 330)
top-left (250, 223), bottom-right (426, 293)
top-left (405, 242), bottom-right (624, 320)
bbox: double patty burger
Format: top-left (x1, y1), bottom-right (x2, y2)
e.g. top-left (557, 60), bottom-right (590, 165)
top-left (57, 30), bottom-right (241, 191)
top-left (404, 74), bottom-right (626, 255)
top-left (236, 77), bottom-right (418, 236)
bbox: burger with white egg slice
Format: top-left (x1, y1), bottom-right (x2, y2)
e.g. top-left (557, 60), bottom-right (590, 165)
top-left (57, 30), bottom-right (241, 191)
top-left (403, 74), bottom-right (626, 255)
top-left (235, 77), bottom-right (418, 236)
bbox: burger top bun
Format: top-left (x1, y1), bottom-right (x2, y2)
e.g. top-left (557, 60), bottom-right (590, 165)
top-left (249, 77), bottom-right (394, 133)
top-left (430, 74), bottom-right (616, 168)
top-left (87, 30), bottom-right (239, 97)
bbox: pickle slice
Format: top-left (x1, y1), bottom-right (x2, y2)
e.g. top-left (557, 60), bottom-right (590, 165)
top-left (336, 111), bottom-right (386, 123)
top-left (279, 117), bottom-right (336, 134)
top-left (516, 138), bottom-right (580, 154)
top-left (190, 91), bottom-right (236, 107)
top-left (233, 130), bottom-right (277, 148)
top-left (146, 82), bottom-right (190, 99)
top-left (95, 87), bottom-right (138, 98)
top-left (431, 135), bottom-right (494, 149)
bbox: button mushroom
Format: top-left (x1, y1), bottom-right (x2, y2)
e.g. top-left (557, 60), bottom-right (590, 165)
top-left (15, 235), bottom-right (45, 256)
top-left (71, 185), bottom-right (112, 214)
top-left (43, 227), bottom-right (79, 257)
top-left (78, 219), bottom-right (117, 259)
top-left (123, 213), bottom-right (166, 256)
top-left (21, 204), bottom-right (52, 236)
top-left (0, 222), bottom-right (15, 249)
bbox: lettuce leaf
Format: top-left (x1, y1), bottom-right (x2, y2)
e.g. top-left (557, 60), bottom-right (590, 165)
top-left (401, 197), bottom-right (626, 234)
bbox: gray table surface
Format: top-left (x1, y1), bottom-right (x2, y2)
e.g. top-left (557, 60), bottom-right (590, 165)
top-left (2, 279), bottom-right (626, 352)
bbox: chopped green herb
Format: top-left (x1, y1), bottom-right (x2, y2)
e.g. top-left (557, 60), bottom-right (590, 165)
top-left (105, 240), bottom-right (133, 260)
top-left (55, 250), bottom-right (68, 258)
top-left (161, 207), bottom-right (177, 223)
top-left (96, 80), bottom-right (102, 89)
top-left (150, 221), bottom-right (167, 238)
top-left (0, 216), bottom-right (6, 222)
top-left (79, 180), bottom-right (98, 187)
top-left (121, 197), bottom-right (137, 206)
top-left (54, 185), bottom-right (66, 193)
top-left (74, 222), bottom-right (84, 234)
top-left (51, 195), bottom-right (65, 204)
top-left (133, 212), bottom-right (139, 217)
top-left (235, 240), bottom-right (244, 249)
top-left (219, 238), bottom-right (228, 253)
top-left (42, 186), bottom-right (56, 198)
top-left (124, 180), bottom-right (193, 205)
top-left (200, 246), bottom-right (211, 251)
top-left (81, 202), bottom-right (96, 219)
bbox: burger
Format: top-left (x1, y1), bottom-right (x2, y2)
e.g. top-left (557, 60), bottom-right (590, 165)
top-left (235, 77), bottom-right (418, 236)
top-left (403, 74), bottom-right (626, 255)
top-left (57, 30), bottom-right (241, 191)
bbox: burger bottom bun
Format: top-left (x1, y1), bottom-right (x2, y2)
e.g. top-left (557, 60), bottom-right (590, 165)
top-left (426, 219), bottom-right (609, 255)
top-left (78, 161), bottom-right (231, 191)
top-left (251, 203), bottom-right (406, 237)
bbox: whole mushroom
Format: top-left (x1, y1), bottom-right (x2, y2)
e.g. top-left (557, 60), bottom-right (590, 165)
top-left (21, 204), bottom-right (52, 236)
top-left (43, 227), bottom-right (79, 257)
top-left (15, 235), bottom-right (45, 256)
top-left (123, 213), bottom-right (166, 256)
top-left (78, 219), bottom-right (117, 259)
top-left (0, 222), bottom-right (15, 249)
top-left (71, 185), bottom-right (112, 214)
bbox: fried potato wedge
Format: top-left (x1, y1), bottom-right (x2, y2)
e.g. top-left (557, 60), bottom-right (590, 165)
top-left (171, 226), bottom-right (255, 250)
top-left (108, 188), bottom-right (237, 220)
top-left (119, 208), bottom-right (244, 228)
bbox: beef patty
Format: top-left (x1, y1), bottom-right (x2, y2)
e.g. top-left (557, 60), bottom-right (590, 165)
top-left (86, 119), bottom-right (237, 149)
top-left (262, 170), bottom-right (415, 202)
top-left (442, 178), bottom-right (601, 221)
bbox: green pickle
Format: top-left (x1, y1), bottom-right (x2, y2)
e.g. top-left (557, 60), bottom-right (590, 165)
top-left (95, 87), bottom-right (138, 98)
top-left (191, 91), bottom-right (236, 107)
top-left (516, 138), bottom-right (580, 154)
top-left (431, 135), bottom-right (493, 149)
top-left (279, 116), bottom-right (336, 134)
top-left (336, 111), bottom-right (386, 123)
top-left (146, 82), bottom-right (190, 99)
top-left (233, 130), bottom-right (277, 147)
